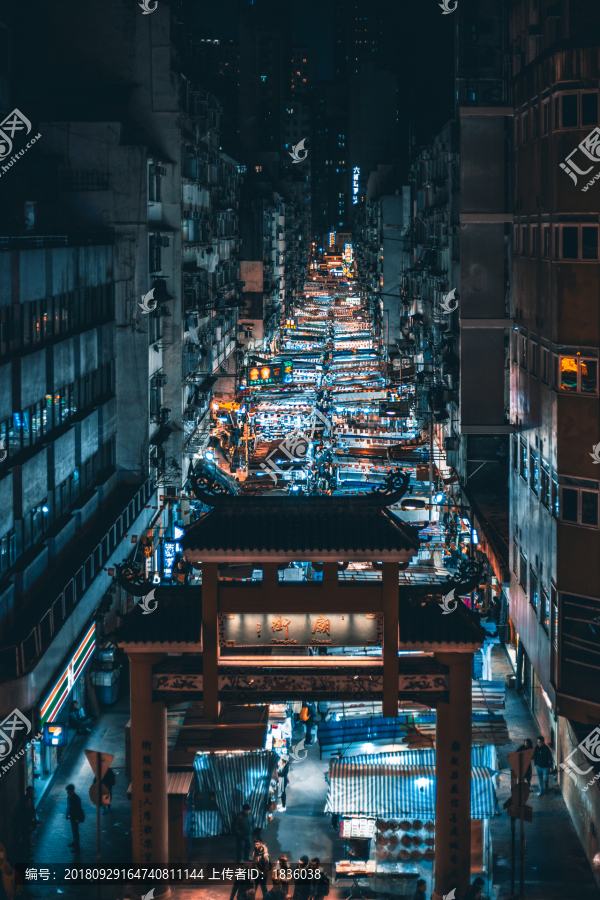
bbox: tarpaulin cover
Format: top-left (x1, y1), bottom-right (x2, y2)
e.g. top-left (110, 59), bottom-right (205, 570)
top-left (193, 750), bottom-right (279, 834)
top-left (342, 745), bottom-right (498, 771)
top-left (325, 762), bottom-right (496, 819)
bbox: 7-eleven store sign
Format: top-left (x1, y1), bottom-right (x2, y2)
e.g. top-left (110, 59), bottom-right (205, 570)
top-left (40, 623), bottom-right (97, 725)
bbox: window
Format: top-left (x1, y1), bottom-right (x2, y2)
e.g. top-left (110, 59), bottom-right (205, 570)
top-left (552, 475), bottom-right (559, 518)
top-left (560, 483), bottom-right (599, 527)
top-left (554, 224), bottom-right (599, 260)
top-left (541, 583), bottom-right (550, 631)
top-left (512, 435), bottom-right (518, 470)
top-left (542, 225), bottom-right (550, 258)
top-left (531, 225), bottom-right (538, 256)
top-left (532, 104), bottom-right (539, 140)
top-left (562, 94), bottom-right (578, 127)
top-left (543, 101), bottom-right (549, 134)
top-left (558, 353), bottom-right (598, 394)
top-left (519, 550), bottom-right (528, 592)
top-left (519, 440), bottom-right (528, 481)
top-left (541, 462), bottom-right (551, 509)
top-left (530, 339), bottom-right (538, 376)
top-left (562, 226), bottom-right (578, 258)
top-left (550, 587), bottom-right (558, 684)
top-left (541, 346), bottom-right (549, 383)
top-left (582, 92), bottom-right (599, 126)
top-left (530, 567), bottom-right (539, 612)
top-left (530, 450), bottom-right (539, 494)
top-left (521, 223), bottom-right (528, 255)
top-left (519, 333), bottom-right (527, 368)
top-left (148, 164), bottom-right (163, 202)
top-left (512, 537), bottom-right (519, 577)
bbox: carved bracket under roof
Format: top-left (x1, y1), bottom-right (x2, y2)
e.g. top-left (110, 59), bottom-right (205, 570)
top-left (189, 462), bottom-right (238, 507)
top-left (115, 560), bottom-right (155, 597)
top-left (399, 557), bottom-right (485, 600)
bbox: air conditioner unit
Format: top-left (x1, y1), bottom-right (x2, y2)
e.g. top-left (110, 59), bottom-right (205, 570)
top-left (159, 236), bottom-right (170, 248)
top-left (153, 373), bottom-right (168, 387)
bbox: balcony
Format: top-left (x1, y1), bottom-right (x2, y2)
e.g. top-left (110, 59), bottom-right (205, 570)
top-left (0, 477), bottom-right (155, 684)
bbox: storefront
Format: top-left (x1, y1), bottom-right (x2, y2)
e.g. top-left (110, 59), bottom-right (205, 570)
top-left (325, 751), bottom-right (497, 896)
top-left (30, 621), bottom-right (97, 801)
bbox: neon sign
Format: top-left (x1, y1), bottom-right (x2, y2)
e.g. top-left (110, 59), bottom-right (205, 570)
top-left (352, 168), bottom-right (360, 205)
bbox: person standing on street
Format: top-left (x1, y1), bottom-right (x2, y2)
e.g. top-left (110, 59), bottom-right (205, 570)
top-left (412, 879), bottom-right (427, 900)
top-left (272, 855), bottom-right (292, 895)
top-left (233, 804), bottom-right (253, 862)
top-left (533, 735), bottom-right (554, 796)
top-left (279, 759), bottom-right (290, 811)
top-left (308, 858), bottom-right (329, 900)
top-left (292, 857), bottom-right (311, 900)
top-left (252, 835), bottom-right (270, 898)
top-left (65, 784), bottom-right (85, 852)
top-left (264, 884), bottom-right (285, 900)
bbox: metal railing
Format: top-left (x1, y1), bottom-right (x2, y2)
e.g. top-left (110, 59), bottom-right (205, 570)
top-left (0, 477), bottom-right (154, 682)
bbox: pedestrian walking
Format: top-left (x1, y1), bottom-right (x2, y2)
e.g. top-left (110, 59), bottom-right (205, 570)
top-left (233, 803), bottom-right (253, 862)
top-left (308, 858), bottom-right (329, 900)
top-left (21, 786), bottom-right (38, 858)
top-left (252, 835), bottom-right (270, 898)
top-left (279, 759), bottom-right (290, 811)
top-left (412, 879), bottom-right (427, 900)
top-left (516, 738), bottom-right (533, 784)
top-left (65, 784), bottom-right (85, 852)
top-left (533, 735), bottom-right (554, 795)
top-left (300, 702), bottom-right (315, 746)
top-left (272, 855), bottom-right (292, 894)
top-left (292, 857), bottom-right (311, 900)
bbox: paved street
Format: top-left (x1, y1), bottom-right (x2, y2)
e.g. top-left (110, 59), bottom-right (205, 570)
top-left (18, 645), bottom-right (600, 900)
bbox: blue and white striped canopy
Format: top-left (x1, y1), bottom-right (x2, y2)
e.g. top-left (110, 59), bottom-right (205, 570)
top-left (193, 750), bottom-right (279, 833)
top-left (337, 745), bottom-right (498, 771)
top-left (325, 762), bottom-right (496, 819)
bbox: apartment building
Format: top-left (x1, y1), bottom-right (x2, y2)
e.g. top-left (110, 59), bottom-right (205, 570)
top-left (508, 0), bottom-right (600, 880)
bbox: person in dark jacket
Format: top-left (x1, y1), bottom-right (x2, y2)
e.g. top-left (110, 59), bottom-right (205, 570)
top-left (308, 858), bottom-right (329, 900)
top-left (279, 760), bottom-right (290, 811)
top-left (65, 784), bottom-right (84, 851)
top-left (464, 877), bottom-right (485, 899)
top-left (233, 804), bottom-right (253, 862)
top-left (264, 885), bottom-right (285, 900)
top-left (533, 735), bottom-right (554, 796)
top-left (292, 857), bottom-right (311, 900)
top-left (230, 885), bottom-right (255, 900)
top-left (516, 739), bottom-right (534, 783)
top-left (252, 837), bottom-right (270, 897)
top-left (412, 879), bottom-right (427, 900)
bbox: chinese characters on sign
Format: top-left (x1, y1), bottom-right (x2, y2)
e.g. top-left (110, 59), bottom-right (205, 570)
top-left (448, 740), bottom-right (461, 884)
top-left (560, 126), bottom-right (600, 191)
top-left (219, 613), bottom-right (382, 647)
top-left (139, 740), bottom-right (154, 865)
top-left (352, 167), bottom-right (360, 205)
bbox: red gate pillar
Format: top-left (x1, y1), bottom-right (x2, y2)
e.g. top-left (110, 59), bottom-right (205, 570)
top-left (382, 562), bottom-right (399, 718)
top-left (432, 651), bottom-right (473, 900)
top-left (202, 562), bottom-right (220, 718)
top-left (129, 652), bottom-right (170, 900)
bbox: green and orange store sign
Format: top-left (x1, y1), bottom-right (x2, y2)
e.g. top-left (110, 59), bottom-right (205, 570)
top-left (39, 623), bottom-right (97, 726)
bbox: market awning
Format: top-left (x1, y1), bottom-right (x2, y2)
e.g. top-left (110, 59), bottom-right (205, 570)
top-left (325, 762), bottom-right (496, 819)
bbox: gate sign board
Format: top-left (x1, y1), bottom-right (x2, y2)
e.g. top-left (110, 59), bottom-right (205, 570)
top-left (219, 613), bottom-right (382, 648)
